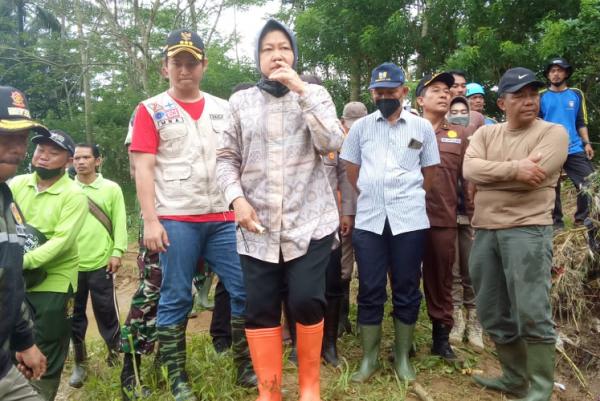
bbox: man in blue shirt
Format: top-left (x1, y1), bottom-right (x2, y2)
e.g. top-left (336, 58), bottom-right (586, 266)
top-left (539, 57), bottom-right (594, 228)
top-left (340, 62), bottom-right (440, 383)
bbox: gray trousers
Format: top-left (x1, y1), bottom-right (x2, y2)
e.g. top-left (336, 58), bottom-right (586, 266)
top-left (451, 222), bottom-right (475, 309)
top-left (469, 226), bottom-right (556, 345)
top-left (0, 366), bottom-right (43, 401)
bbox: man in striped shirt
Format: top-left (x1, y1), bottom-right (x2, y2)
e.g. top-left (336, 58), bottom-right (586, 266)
top-left (340, 62), bottom-right (440, 383)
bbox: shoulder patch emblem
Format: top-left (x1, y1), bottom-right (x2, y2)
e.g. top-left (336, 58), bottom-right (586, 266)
top-left (10, 203), bottom-right (23, 225)
top-left (447, 130), bottom-right (458, 138)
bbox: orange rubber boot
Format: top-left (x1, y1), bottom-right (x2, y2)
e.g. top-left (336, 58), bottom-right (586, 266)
top-left (245, 326), bottom-right (283, 401)
top-left (296, 320), bottom-right (324, 401)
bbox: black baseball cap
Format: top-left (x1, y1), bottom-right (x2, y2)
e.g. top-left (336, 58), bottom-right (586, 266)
top-left (415, 72), bottom-right (455, 97)
top-left (32, 129), bottom-right (76, 156)
top-left (368, 63), bottom-right (406, 89)
top-left (164, 29), bottom-right (205, 60)
top-left (544, 57), bottom-right (573, 78)
top-left (497, 67), bottom-right (545, 96)
top-left (0, 86), bottom-right (50, 136)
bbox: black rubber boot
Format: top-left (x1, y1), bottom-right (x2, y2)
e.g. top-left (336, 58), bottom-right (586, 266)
top-left (283, 298), bottom-right (297, 364)
top-left (431, 322), bottom-right (458, 362)
top-left (107, 346), bottom-right (120, 367)
top-left (121, 353), bottom-right (150, 400)
top-left (338, 279), bottom-right (352, 338)
top-left (231, 317), bottom-right (257, 388)
top-left (322, 296), bottom-right (341, 367)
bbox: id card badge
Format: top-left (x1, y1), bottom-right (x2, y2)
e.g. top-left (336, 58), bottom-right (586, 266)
top-left (408, 138), bottom-right (423, 150)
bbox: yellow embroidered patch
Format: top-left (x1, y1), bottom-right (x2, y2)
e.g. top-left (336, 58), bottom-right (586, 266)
top-left (447, 130), bottom-right (458, 138)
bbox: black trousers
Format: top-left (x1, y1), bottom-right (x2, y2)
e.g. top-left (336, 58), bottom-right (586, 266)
top-left (554, 151), bottom-right (594, 224)
top-left (210, 280), bottom-right (232, 341)
top-left (241, 234), bottom-right (333, 329)
top-left (71, 268), bottom-right (120, 349)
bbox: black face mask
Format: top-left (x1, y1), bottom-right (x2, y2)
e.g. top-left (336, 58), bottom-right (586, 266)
top-left (376, 98), bottom-right (401, 119)
top-left (257, 78), bottom-right (290, 98)
top-left (32, 165), bottom-right (64, 180)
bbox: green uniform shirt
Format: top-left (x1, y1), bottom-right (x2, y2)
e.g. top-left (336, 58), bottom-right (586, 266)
top-left (9, 172), bottom-right (87, 293)
top-left (75, 174), bottom-right (127, 271)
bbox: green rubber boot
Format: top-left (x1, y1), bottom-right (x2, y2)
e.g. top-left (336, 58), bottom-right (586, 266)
top-left (231, 317), bottom-right (257, 388)
top-left (392, 319), bottom-right (416, 381)
top-left (30, 377), bottom-right (61, 401)
top-left (473, 339), bottom-right (528, 398)
top-left (194, 271), bottom-right (214, 311)
top-left (157, 322), bottom-right (197, 401)
top-left (514, 343), bottom-right (555, 401)
top-left (351, 325), bottom-right (382, 383)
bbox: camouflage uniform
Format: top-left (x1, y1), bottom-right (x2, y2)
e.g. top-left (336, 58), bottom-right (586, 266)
top-left (120, 245), bottom-right (162, 355)
top-left (120, 218), bottom-right (208, 355)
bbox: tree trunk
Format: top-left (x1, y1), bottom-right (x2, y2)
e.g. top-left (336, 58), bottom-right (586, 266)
top-left (206, 0), bottom-right (225, 46)
top-left (349, 58), bottom-right (361, 101)
top-left (416, 0), bottom-right (429, 77)
top-left (75, 0), bottom-right (94, 142)
top-left (189, 0), bottom-right (197, 32)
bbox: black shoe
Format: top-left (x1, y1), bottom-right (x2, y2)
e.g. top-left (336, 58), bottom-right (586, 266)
top-left (212, 337), bottom-right (232, 354)
top-left (431, 322), bottom-right (458, 362)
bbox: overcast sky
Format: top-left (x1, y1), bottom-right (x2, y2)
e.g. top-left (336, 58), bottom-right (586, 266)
top-left (218, 0), bottom-right (280, 59)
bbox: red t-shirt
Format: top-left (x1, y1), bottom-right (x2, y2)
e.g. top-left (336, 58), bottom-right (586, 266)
top-left (130, 96), bottom-right (234, 223)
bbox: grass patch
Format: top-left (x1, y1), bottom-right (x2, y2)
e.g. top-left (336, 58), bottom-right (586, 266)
top-left (65, 294), bottom-right (489, 401)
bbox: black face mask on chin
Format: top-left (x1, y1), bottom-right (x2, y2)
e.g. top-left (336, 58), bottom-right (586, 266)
top-left (32, 165), bottom-right (64, 180)
top-left (257, 78), bottom-right (290, 98)
top-left (376, 98), bottom-right (401, 119)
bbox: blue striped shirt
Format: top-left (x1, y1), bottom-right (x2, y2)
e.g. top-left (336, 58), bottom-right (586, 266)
top-left (340, 109), bottom-right (440, 235)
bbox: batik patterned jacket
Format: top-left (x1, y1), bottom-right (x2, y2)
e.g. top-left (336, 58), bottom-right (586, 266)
top-left (216, 84), bottom-right (344, 263)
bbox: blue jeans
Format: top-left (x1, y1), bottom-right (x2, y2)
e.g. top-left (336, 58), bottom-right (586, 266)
top-left (353, 222), bottom-right (425, 325)
top-left (157, 220), bottom-right (246, 326)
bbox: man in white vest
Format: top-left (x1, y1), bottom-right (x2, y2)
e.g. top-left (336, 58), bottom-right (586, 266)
top-left (129, 29), bottom-right (254, 401)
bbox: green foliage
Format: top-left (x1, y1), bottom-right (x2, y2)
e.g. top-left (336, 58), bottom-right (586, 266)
top-left (2, 0), bottom-right (599, 214)
top-left (0, 0), bottom-right (265, 216)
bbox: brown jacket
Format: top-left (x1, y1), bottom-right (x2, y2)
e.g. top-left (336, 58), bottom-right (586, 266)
top-left (426, 121), bottom-right (470, 228)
